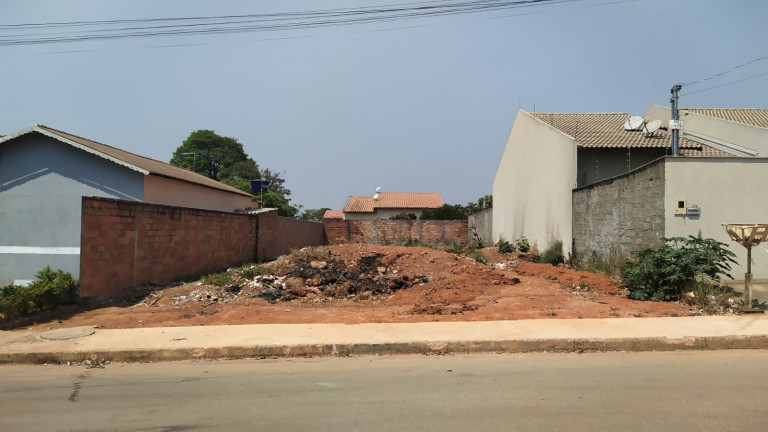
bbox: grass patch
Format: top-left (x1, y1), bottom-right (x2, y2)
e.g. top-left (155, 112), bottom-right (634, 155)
top-left (540, 239), bottom-right (564, 266)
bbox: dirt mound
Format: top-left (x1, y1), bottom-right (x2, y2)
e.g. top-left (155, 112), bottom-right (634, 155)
top-left (8, 244), bottom-right (691, 330)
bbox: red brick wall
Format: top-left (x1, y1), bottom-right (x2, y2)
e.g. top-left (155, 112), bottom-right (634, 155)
top-left (323, 219), bottom-right (468, 245)
top-left (255, 211), bottom-right (325, 262)
top-left (80, 198), bottom-right (323, 298)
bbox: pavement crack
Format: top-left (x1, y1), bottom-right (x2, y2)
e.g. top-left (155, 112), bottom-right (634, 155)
top-left (68, 372), bottom-right (90, 402)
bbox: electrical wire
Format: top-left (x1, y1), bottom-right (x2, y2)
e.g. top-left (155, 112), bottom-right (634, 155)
top-left (0, 0), bottom-right (577, 47)
top-left (683, 55), bottom-right (768, 87)
top-left (683, 70), bottom-right (768, 96)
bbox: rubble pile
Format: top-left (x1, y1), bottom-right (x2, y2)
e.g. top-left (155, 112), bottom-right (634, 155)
top-left (258, 248), bottom-right (429, 304)
top-left (164, 247), bottom-right (431, 306)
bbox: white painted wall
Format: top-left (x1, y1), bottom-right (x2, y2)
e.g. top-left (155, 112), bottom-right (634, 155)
top-left (143, 174), bottom-right (255, 212)
top-left (492, 110), bottom-right (577, 252)
top-left (664, 158), bottom-right (768, 279)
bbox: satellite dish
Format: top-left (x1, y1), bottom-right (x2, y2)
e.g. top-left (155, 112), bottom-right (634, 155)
top-left (624, 116), bottom-right (644, 131)
top-left (643, 119), bottom-right (662, 134)
top-left (373, 193), bottom-right (379, 200)
top-left (375, 186), bottom-right (381, 192)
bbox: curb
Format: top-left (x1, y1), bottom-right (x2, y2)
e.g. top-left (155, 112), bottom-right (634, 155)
top-left (3, 335), bottom-right (768, 364)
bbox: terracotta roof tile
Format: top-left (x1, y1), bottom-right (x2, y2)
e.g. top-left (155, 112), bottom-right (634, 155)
top-left (322, 210), bottom-right (344, 220)
top-left (343, 192), bottom-right (443, 213)
top-left (682, 108), bottom-right (768, 129)
top-left (31, 125), bottom-right (252, 197)
top-left (530, 112), bottom-right (721, 156)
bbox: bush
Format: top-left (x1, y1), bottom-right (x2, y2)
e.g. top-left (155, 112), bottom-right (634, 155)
top-left (498, 241), bottom-right (516, 254)
top-left (623, 233), bottom-right (737, 301)
top-left (0, 266), bottom-right (80, 321)
top-left (540, 239), bottom-right (564, 266)
top-left (515, 236), bottom-right (531, 253)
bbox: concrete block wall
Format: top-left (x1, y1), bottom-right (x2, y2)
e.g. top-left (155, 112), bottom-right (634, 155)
top-left (468, 209), bottom-right (493, 247)
top-left (572, 159), bottom-right (665, 261)
top-left (324, 220), bottom-right (468, 245)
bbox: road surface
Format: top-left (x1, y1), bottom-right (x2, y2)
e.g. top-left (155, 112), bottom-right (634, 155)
top-left (1, 350), bottom-right (767, 431)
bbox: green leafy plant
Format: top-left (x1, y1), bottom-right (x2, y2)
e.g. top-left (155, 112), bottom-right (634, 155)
top-left (515, 236), bottom-right (531, 253)
top-left (623, 233), bottom-right (737, 301)
top-left (0, 267), bottom-right (80, 321)
top-left (540, 239), bottom-right (564, 266)
top-left (498, 241), bottom-right (516, 254)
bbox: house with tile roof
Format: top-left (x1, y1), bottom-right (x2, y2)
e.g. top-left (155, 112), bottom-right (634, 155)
top-left (493, 107), bottom-right (768, 279)
top-left (342, 192), bottom-right (443, 220)
top-left (0, 124), bottom-right (256, 286)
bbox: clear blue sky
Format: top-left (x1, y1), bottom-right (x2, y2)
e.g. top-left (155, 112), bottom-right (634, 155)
top-left (2, 0), bottom-right (767, 211)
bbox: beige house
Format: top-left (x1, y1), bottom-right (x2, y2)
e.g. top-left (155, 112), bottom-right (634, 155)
top-left (493, 107), bottom-right (768, 278)
top-left (342, 192), bottom-right (443, 220)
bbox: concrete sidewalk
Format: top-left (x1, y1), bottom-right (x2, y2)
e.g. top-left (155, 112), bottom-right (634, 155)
top-left (1, 315), bottom-right (768, 364)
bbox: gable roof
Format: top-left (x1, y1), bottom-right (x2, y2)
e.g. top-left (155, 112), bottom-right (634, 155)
top-left (0, 124), bottom-right (252, 197)
top-left (344, 192), bottom-right (443, 213)
top-left (322, 209), bottom-right (344, 220)
top-left (529, 112), bottom-right (731, 157)
top-left (681, 108), bottom-right (768, 129)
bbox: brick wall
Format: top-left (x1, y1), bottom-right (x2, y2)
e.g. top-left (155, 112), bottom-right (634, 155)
top-left (572, 159), bottom-right (665, 261)
top-left (256, 211), bottom-right (325, 262)
top-left (80, 197), bottom-right (323, 298)
top-left (324, 219), bottom-right (468, 245)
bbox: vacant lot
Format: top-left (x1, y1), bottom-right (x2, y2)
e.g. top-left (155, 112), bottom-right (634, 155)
top-left (13, 244), bottom-right (691, 330)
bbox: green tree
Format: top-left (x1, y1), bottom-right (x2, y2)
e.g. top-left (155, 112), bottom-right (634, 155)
top-left (421, 204), bottom-right (468, 220)
top-left (170, 130), bottom-right (248, 180)
top-left (262, 190), bottom-right (299, 217)
top-left (300, 208), bottom-right (331, 221)
top-left (219, 158), bottom-right (261, 181)
top-left (261, 168), bottom-right (291, 198)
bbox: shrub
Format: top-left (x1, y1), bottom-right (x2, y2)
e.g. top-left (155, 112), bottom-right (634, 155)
top-left (540, 239), bottom-right (564, 266)
top-left (623, 233), bottom-right (737, 301)
top-left (498, 241), bottom-right (516, 254)
top-left (0, 266), bottom-right (80, 321)
top-left (515, 236), bottom-right (531, 253)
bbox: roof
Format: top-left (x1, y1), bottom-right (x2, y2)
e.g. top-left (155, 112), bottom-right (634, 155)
top-left (530, 112), bottom-right (731, 157)
top-left (0, 124), bottom-right (252, 197)
top-left (322, 210), bottom-right (344, 220)
top-left (343, 192), bottom-right (443, 213)
top-left (682, 108), bottom-right (768, 129)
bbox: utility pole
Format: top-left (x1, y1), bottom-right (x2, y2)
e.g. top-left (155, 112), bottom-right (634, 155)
top-left (669, 84), bottom-right (682, 156)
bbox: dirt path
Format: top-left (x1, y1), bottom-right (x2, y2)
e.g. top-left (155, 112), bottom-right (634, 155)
top-left (10, 244), bottom-right (691, 330)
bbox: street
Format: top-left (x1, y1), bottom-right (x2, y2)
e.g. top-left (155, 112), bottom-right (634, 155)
top-left (1, 350), bottom-right (767, 431)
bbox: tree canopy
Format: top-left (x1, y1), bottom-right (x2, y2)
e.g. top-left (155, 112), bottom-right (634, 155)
top-left (169, 130), bottom-right (248, 180)
top-left (170, 130), bottom-right (300, 217)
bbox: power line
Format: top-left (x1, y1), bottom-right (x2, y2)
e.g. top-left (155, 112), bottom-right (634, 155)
top-left (683, 54), bottom-right (768, 87)
top-left (683, 70), bottom-right (768, 96)
top-left (0, 0), bottom-right (577, 47)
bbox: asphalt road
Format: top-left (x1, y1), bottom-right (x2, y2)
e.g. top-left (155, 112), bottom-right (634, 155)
top-left (1, 351), bottom-right (767, 431)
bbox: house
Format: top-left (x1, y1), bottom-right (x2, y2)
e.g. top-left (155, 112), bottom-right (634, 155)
top-left (342, 192), bottom-right (443, 220)
top-left (0, 124), bottom-right (255, 286)
top-left (493, 107), bottom-right (768, 278)
top-left (322, 209), bottom-right (344, 221)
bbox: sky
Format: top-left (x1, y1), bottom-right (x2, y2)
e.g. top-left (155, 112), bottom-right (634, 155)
top-left (2, 0), bottom-right (767, 212)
